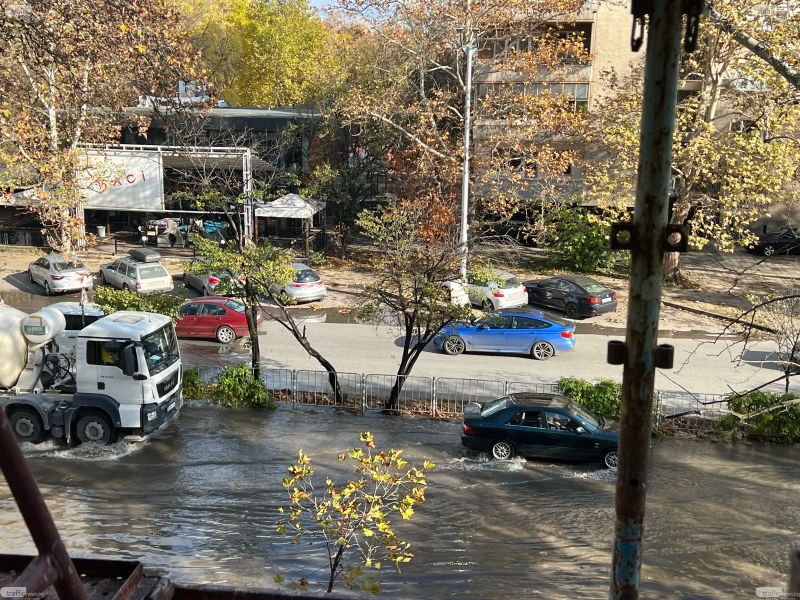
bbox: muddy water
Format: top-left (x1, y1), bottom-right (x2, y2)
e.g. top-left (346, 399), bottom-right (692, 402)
top-left (1, 404), bottom-right (798, 599)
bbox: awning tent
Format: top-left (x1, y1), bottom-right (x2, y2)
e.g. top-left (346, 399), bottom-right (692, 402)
top-left (253, 193), bottom-right (326, 256)
top-left (253, 193), bottom-right (325, 219)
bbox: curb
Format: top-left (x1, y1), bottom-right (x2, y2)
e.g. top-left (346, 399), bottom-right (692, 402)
top-left (661, 300), bottom-right (776, 334)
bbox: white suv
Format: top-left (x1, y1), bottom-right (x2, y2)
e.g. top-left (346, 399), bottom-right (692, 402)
top-left (99, 248), bottom-right (173, 294)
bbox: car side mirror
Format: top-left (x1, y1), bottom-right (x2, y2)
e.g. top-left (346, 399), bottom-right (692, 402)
top-left (477, 324), bottom-right (488, 330)
top-left (575, 426), bottom-right (585, 434)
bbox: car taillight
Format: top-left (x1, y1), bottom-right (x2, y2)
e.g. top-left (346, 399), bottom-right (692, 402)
top-left (208, 276), bottom-right (220, 285)
top-left (522, 286), bottom-right (526, 292)
top-left (169, 276), bottom-right (173, 284)
top-left (462, 423), bottom-right (475, 436)
top-left (560, 331), bottom-right (574, 339)
top-left (612, 292), bottom-right (617, 300)
top-left (50, 275), bottom-right (65, 280)
top-left (492, 291), bottom-right (505, 297)
top-left (135, 281), bottom-right (142, 290)
top-left (238, 275), bottom-right (247, 283)
top-left (588, 297), bottom-right (601, 303)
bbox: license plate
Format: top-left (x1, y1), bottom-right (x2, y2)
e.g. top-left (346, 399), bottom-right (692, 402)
top-left (167, 401), bottom-right (176, 412)
top-left (601, 297), bottom-right (611, 303)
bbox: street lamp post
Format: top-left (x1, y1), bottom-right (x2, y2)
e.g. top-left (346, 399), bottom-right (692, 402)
top-left (458, 27), bottom-right (479, 281)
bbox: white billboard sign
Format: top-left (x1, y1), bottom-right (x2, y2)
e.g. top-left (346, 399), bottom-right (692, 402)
top-left (78, 149), bottom-right (164, 210)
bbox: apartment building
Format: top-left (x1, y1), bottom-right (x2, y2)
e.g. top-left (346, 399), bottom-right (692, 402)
top-left (469, 1), bottom-right (642, 230)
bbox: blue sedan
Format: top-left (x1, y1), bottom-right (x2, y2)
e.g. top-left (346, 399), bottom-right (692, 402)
top-left (433, 307), bottom-right (575, 360)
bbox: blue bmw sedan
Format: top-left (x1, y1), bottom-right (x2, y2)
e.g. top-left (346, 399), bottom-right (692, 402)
top-left (433, 307), bottom-right (575, 360)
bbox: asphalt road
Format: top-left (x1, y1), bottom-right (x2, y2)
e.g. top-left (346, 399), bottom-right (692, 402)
top-left (1, 258), bottom-right (787, 398)
top-left (178, 318), bottom-right (785, 397)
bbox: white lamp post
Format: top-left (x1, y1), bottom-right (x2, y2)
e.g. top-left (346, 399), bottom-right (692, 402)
top-left (457, 27), bottom-right (479, 281)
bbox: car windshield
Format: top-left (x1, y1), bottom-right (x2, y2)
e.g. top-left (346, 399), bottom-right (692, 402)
top-left (499, 276), bottom-right (521, 289)
top-left (481, 396), bottom-right (517, 417)
top-left (54, 260), bottom-right (84, 271)
top-left (569, 403), bottom-right (602, 431)
top-left (140, 323), bottom-right (180, 375)
top-left (542, 312), bottom-right (571, 327)
top-left (224, 300), bottom-right (246, 313)
top-left (581, 282), bottom-right (607, 294)
top-left (295, 269), bottom-right (320, 283)
top-left (139, 265), bottom-right (169, 279)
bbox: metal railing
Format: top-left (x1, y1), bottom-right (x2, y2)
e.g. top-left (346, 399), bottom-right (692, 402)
top-left (186, 364), bottom-right (729, 430)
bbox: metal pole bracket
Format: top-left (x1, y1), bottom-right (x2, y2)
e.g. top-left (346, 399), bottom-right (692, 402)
top-left (630, 0), bottom-right (705, 52)
top-left (610, 222), bottom-right (636, 250)
top-left (607, 340), bottom-right (627, 365)
top-left (663, 224), bottom-right (690, 253)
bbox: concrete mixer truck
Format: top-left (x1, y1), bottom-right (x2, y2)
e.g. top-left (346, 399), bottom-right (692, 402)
top-left (0, 304), bottom-right (182, 445)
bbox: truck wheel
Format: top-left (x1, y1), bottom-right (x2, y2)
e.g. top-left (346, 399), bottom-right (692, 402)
top-left (76, 411), bottom-right (118, 444)
top-left (9, 408), bottom-right (47, 444)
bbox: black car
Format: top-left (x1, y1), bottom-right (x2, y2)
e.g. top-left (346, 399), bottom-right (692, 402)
top-left (747, 227), bottom-right (800, 256)
top-left (523, 275), bottom-right (617, 318)
top-left (461, 393), bottom-right (619, 468)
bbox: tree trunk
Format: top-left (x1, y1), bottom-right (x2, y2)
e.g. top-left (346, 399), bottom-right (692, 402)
top-left (663, 251), bottom-right (682, 284)
top-left (245, 283), bottom-right (261, 377)
top-left (273, 303), bottom-right (344, 405)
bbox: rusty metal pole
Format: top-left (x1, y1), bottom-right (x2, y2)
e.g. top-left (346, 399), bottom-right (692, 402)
top-left (0, 408), bottom-right (89, 600)
top-left (609, 0), bottom-right (685, 598)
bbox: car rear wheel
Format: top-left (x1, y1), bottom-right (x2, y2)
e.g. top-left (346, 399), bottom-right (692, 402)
top-left (28, 269), bottom-right (34, 283)
top-left (44, 282), bottom-right (52, 295)
top-left (203, 285), bottom-right (212, 296)
top-left (763, 244), bottom-right (776, 256)
top-left (216, 325), bottom-right (236, 344)
top-left (76, 411), bottom-right (117, 444)
top-left (491, 441), bottom-right (515, 460)
top-left (531, 341), bottom-right (554, 360)
top-left (122, 283), bottom-right (130, 291)
top-left (9, 408), bottom-right (47, 444)
top-left (481, 299), bottom-right (494, 312)
top-left (99, 271), bottom-right (106, 284)
top-left (443, 335), bottom-right (466, 355)
top-left (565, 303), bottom-right (579, 318)
top-left (603, 450), bottom-right (619, 469)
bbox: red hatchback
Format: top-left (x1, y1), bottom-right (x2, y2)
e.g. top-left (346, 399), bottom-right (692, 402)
top-left (176, 296), bottom-right (262, 343)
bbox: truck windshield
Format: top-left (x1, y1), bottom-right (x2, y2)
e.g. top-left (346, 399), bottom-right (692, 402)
top-left (141, 324), bottom-right (180, 375)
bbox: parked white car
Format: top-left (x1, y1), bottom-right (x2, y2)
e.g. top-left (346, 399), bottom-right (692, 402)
top-left (47, 301), bottom-right (106, 355)
top-left (99, 248), bottom-right (173, 294)
top-left (465, 268), bottom-right (528, 311)
top-left (27, 254), bottom-right (94, 295)
top-left (440, 278), bottom-right (470, 307)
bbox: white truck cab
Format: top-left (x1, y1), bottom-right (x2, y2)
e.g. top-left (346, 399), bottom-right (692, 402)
top-left (0, 305), bottom-right (182, 445)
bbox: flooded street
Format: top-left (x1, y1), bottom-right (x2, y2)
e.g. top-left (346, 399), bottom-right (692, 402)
top-left (1, 404), bottom-right (798, 598)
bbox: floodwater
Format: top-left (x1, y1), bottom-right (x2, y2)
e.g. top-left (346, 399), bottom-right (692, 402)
top-left (1, 404), bottom-right (798, 598)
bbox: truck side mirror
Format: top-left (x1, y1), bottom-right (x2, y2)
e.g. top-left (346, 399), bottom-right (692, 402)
top-left (121, 346), bottom-right (136, 376)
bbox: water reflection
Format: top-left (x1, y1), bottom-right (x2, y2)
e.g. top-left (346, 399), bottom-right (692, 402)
top-left (0, 405), bottom-right (797, 598)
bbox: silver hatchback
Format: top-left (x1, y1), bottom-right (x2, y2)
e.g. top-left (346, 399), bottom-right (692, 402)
top-left (271, 263), bottom-right (327, 303)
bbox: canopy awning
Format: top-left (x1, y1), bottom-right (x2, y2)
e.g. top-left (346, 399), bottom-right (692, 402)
top-left (253, 193), bottom-right (325, 219)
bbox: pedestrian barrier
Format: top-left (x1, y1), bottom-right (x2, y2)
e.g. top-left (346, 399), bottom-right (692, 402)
top-left (182, 363), bottom-right (730, 431)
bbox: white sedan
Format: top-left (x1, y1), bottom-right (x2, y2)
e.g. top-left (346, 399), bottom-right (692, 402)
top-left (28, 254), bottom-right (94, 295)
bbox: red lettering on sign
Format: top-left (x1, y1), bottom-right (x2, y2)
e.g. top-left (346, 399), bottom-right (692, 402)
top-left (126, 174), bottom-right (136, 184)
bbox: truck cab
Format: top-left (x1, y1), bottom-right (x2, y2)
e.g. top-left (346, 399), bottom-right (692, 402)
top-left (0, 307), bottom-right (182, 445)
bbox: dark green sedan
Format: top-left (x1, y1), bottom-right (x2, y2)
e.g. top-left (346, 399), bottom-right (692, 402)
top-left (461, 393), bottom-right (619, 468)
